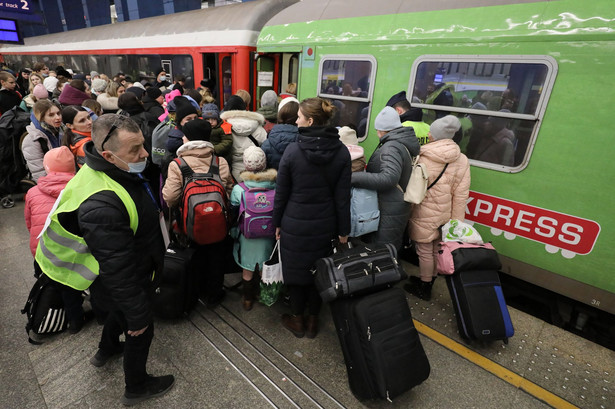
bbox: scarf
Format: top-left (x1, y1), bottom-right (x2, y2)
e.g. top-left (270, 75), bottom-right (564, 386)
top-left (40, 121), bottom-right (63, 149)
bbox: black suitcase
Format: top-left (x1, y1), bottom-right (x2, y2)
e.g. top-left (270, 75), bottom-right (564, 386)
top-left (446, 269), bottom-right (514, 343)
top-left (314, 242), bottom-right (406, 303)
top-left (153, 244), bottom-right (197, 319)
top-left (330, 287), bottom-right (430, 401)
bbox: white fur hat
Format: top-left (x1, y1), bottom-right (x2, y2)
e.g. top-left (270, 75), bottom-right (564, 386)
top-left (338, 126), bottom-right (358, 146)
top-left (243, 146), bottom-right (267, 172)
top-left (278, 96), bottom-right (299, 112)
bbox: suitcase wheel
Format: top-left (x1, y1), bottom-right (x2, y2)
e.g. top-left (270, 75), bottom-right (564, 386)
top-left (503, 338), bottom-right (509, 345)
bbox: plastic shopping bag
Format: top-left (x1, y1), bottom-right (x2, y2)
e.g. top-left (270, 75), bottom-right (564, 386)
top-left (259, 241), bottom-right (283, 307)
top-left (441, 219), bottom-right (484, 244)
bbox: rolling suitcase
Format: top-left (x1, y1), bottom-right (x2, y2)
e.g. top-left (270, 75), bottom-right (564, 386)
top-left (446, 269), bottom-right (514, 343)
top-left (153, 244), bottom-right (197, 319)
top-left (314, 242), bottom-right (406, 303)
top-left (330, 287), bottom-right (430, 401)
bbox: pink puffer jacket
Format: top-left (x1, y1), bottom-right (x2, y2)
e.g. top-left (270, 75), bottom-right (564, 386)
top-left (409, 139), bottom-right (471, 243)
top-left (24, 172), bottom-right (74, 256)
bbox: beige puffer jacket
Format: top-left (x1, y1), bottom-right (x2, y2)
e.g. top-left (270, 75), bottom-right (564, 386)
top-left (162, 140), bottom-right (234, 208)
top-left (409, 139), bottom-right (471, 243)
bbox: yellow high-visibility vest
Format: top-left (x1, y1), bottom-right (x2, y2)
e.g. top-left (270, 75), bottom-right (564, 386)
top-left (35, 164), bottom-right (138, 291)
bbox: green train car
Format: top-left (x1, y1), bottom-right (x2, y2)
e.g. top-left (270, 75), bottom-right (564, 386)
top-left (256, 0), bottom-right (615, 339)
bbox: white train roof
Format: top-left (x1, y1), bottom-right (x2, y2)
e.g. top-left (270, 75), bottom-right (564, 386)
top-left (1, 0), bottom-right (297, 53)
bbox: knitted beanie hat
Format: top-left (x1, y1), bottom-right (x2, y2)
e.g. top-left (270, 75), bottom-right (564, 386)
top-left (43, 76), bottom-right (59, 93)
top-left (201, 103), bottom-right (220, 120)
top-left (174, 96), bottom-right (199, 125)
top-left (260, 90), bottom-right (278, 107)
top-left (338, 126), bottom-right (358, 146)
top-left (243, 146), bottom-right (267, 172)
top-left (182, 118), bottom-right (212, 141)
top-left (374, 106), bottom-right (402, 131)
top-left (430, 115), bottom-right (461, 140)
top-left (43, 146), bottom-right (75, 174)
top-left (145, 87), bottom-right (162, 100)
top-left (91, 78), bottom-right (108, 93)
top-left (32, 84), bottom-right (49, 100)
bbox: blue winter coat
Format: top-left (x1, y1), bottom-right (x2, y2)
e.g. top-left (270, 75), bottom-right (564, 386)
top-left (351, 126), bottom-right (420, 250)
top-left (260, 124), bottom-right (299, 170)
top-left (231, 168), bottom-right (277, 271)
top-left (273, 126), bottom-right (351, 285)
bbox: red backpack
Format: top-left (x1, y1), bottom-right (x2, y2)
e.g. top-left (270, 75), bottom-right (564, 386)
top-left (174, 155), bottom-right (229, 245)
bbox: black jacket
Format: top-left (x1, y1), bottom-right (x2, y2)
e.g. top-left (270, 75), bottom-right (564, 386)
top-left (273, 126), bottom-right (351, 285)
top-left (0, 89), bottom-right (22, 115)
top-left (72, 142), bottom-right (164, 330)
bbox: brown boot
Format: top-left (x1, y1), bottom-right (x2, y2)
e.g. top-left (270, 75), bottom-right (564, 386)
top-left (242, 279), bottom-right (254, 311)
top-left (305, 315), bottom-right (319, 339)
top-left (281, 314), bottom-right (304, 338)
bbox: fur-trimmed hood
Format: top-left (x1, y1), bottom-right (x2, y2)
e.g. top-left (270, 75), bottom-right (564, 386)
top-left (239, 168), bottom-right (277, 183)
top-left (176, 140), bottom-right (215, 156)
top-left (220, 110), bottom-right (265, 136)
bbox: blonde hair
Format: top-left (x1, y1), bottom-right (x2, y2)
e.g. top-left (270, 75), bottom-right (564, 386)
top-left (285, 82), bottom-right (297, 95)
top-left (29, 73), bottom-right (44, 93)
top-left (236, 89), bottom-right (251, 108)
top-left (105, 81), bottom-right (124, 97)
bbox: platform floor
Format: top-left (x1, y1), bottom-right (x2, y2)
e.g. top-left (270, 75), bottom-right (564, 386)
top-left (1, 200), bottom-right (613, 408)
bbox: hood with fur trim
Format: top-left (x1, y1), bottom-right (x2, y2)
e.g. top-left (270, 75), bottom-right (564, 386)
top-left (220, 110), bottom-right (265, 136)
top-left (239, 168), bottom-right (277, 183)
top-left (176, 140), bottom-right (215, 156)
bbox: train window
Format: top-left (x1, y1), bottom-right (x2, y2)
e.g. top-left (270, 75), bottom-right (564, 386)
top-left (171, 55), bottom-right (194, 89)
top-left (318, 55), bottom-right (377, 141)
top-left (409, 56), bottom-right (558, 172)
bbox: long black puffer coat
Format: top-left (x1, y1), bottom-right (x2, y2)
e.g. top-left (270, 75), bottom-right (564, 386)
top-left (70, 142), bottom-right (164, 331)
top-left (351, 126), bottom-right (420, 250)
top-left (273, 126), bottom-right (351, 285)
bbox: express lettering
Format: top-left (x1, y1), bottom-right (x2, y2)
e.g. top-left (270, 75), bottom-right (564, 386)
top-left (465, 192), bottom-right (600, 255)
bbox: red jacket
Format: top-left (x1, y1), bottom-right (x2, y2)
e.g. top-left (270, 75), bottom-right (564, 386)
top-left (24, 172), bottom-right (74, 256)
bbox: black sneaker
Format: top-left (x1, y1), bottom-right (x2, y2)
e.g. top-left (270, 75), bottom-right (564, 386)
top-left (121, 375), bottom-right (175, 406)
top-left (89, 343), bottom-right (124, 367)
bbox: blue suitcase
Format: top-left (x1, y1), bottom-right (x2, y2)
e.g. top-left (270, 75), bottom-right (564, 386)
top-left (446, 269), bottom-right (514, 343)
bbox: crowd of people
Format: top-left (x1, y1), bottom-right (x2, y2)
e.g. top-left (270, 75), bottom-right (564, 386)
top-left (1, 62), bottom-right (471, 406)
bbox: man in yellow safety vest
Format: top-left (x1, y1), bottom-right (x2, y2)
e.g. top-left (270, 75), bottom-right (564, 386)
top-left (35, 114), bottom-right (174, 406)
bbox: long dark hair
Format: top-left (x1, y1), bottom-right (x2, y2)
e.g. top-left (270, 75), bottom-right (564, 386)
top-left (61, 105), bottom-right (88, 146)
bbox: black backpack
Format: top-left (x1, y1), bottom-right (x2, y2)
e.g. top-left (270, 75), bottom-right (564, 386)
top-left (0, 106), bottom-right (31, 196)
top-left (21, 275), bottom-right (67, 344)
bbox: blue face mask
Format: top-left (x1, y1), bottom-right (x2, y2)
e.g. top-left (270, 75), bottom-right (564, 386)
top-left (111, 153), bottom-right (147, 174)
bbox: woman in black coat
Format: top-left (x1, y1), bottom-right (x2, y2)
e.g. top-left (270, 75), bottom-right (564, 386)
top-left (273, 97), bottom-right (351, 339)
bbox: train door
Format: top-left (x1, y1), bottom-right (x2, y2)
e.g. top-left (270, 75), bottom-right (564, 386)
top-left (255, 52), bottom-right (299, 105)
top-left (202, 52), bottom-right (233, 109)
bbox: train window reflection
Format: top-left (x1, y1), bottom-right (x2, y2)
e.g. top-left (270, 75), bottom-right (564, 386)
top-left (318, 55), bottom-right (377, 140)
top-left (409, 56), bottom-right (557, 172)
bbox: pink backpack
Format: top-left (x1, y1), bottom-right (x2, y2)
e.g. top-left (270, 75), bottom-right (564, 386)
top-left (238, 182), bottom-right (276, 239)
top-left (436, 241), bottom-right (501, 275)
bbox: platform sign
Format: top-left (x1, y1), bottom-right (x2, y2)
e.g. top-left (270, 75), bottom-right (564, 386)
top-left (0, 0), bottom-right (32, 14)
top-left (0, 18), bottom-right (21, 44)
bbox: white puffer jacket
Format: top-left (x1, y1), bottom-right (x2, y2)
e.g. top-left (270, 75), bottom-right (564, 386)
top-left (409, 139), bottom-right (471, 243)
top-left (220, 110), bottom-right (267, 182)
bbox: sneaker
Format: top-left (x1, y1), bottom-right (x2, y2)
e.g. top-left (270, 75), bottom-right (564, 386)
top-left (121, 375), bottom-right (175, 406)
top-left (89, 343), bottom-right (124, 367)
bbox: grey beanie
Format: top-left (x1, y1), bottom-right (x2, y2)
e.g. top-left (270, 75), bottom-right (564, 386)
top-left (430, 115), bottom-right (461, 140)
top-left (374, 106), bottom-right (402, 131)
top-left (260, 90), bottom-right (278, 107)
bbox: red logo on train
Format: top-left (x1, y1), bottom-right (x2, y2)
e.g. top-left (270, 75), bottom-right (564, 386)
top-left (465, 191), bottom-right (601, 258)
